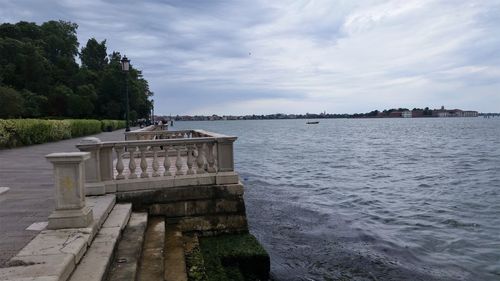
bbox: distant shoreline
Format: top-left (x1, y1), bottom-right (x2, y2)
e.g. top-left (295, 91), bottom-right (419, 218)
top-left (159, 108), bottom-right (500, 122)
top-left (171, 115), bottom-right (500, 122)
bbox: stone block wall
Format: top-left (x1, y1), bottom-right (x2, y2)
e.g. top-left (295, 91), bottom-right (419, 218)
top-left (116, 183), bottom-right (248, 234)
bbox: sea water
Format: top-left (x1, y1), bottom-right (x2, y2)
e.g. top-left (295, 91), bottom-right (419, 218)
top-left (174, 118), bottom-right (500, 281)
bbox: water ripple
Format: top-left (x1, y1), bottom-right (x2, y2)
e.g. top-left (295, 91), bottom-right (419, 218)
top-left (175, 118), bottom-right (500, 281)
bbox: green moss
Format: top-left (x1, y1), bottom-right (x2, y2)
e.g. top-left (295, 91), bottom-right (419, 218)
top-left (185, 245), bottom-right (208, 281)
top-left (199, 234), bottom-right (270, 281)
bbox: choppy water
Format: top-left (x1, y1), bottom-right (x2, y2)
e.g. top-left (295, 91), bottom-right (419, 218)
top-left (174, 118), bottom-right (500, 281)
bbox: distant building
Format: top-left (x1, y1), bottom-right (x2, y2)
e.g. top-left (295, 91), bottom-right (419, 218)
top-left (412, 110), bottom-right (424, 118)
top-left (402, 111), bottom-right (412, 118)
top-left (460, 111), bottom-right (479, 117)
top-left (433, 106), bottom-right (478, 117)
top-left (389, 111), bottom-right (402, 117)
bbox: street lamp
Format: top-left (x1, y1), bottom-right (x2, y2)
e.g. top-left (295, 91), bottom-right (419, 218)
top-left (121, 55), bottom-right (130, 132)
top-left (151, 99), bottom-right (154, 125)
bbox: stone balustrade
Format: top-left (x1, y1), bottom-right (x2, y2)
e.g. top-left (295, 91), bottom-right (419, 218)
top-left (77, 129), bottom-right (238, 195)
top-left (124, 128), bottom-right (211, 141)
top-left (125, 124), bottom-right (169, 140)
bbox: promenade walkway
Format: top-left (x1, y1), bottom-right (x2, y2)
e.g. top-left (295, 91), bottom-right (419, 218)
top-left (0, 128), bottom-right (134, 266)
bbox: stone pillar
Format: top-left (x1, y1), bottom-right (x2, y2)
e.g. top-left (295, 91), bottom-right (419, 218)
top-left (46, 152), bottom-right (93, 230)
top-left (78, 137), bottom-right (102, 183)
top-left (216, 138), bottom-right (236, 172)
top-left (99, 146), bottom-right (114, 181)
top-left (77, 137), bottom-right (106, 195)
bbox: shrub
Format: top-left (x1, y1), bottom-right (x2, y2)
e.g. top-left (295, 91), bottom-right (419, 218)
top-left (0, 119), bottom-right (70, 148)
top-left (0, 120), bottom-right (15, 147)
top-left (0, 118), bottom-right (124, 148)
top-left (67, 119), bottom-right (101, 137)
top-left (100, 119), bottom-right (126, 132)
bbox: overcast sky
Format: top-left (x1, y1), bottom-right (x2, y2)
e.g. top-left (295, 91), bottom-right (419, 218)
top-left (1, 0), bottom-right (500, 115)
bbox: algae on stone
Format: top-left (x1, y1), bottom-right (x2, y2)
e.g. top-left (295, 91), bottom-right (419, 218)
top-left (199, 233), bottom-right (270, 281)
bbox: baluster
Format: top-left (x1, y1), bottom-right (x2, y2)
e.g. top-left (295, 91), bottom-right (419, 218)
top-left (187, 145), bottom-right (195, 175)
top-left (206, 142), bottom-right (216, 173)
top-left (128, 146), bottom-right (137, 179)
top-left (139, 146), bottom-right (149, 178)
top-left (163, 145), bottom-right (172, 176)
top-left (152, 146), bottom-right (160, 177)
top-left (196, 143), bottom-right (206, 174)
top-left (115, 146), bottom-right (125, 180)
top-left (213, 143), bottom-right (218, 171)
top-left (175, 145), bottom-right (184, 175)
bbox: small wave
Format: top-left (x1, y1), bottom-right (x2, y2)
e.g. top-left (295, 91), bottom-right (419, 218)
top-left (441, 219), bottom-right (480, 228)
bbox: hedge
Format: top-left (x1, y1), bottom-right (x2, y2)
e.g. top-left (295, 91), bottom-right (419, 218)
top-left (100, 119), bottom-right (127, 132)
top-left (0, 119), bottom-right (126, 148)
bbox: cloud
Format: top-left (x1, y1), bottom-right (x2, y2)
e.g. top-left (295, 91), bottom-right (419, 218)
top-left (1, 0), bottom-right (500, 114)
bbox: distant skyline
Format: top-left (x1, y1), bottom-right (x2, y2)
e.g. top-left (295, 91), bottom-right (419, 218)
top-left (1, 0), bottom-right (500, 115)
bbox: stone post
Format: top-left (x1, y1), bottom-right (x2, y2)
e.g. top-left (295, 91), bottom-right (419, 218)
top-left (77, 137), bottom-right (105, 195)
top-left (216, 137), bottom-right (236, 172)
top-left (99, 146), bottom-right (114, 181)
top-left (45, 152), bottom-right (93, 230)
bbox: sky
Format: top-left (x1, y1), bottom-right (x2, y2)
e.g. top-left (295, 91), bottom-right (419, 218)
top-left (1, 0), bottom-right (500, 115)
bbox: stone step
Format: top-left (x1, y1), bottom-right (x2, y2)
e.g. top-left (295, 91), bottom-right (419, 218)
top-left (0, 195), bottom-right (116, 281)
top-left (68, 203), bottom-right (132, 281)
top-left (107, 212), bottom-right (148, 281)
top-left (137, 217), bottom-right (165, 281)
top-left (164, 226), bottom-right (188, 281)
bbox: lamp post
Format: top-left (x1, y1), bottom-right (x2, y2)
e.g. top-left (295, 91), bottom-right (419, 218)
top-left (121, 55), bottom-right (130, 132)
top-left (151, 99), bottom-right (154, 125)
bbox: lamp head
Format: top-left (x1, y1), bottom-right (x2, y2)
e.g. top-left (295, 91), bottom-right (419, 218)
top-left (121, 55), bottom-right (130, 72)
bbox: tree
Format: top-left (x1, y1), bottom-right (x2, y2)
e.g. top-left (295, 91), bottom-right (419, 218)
top-left (21, 90), bottom-right (47, 117)
top-left (0, 86), bottom-right (24, 118)
top-left (80, 38), bottom-right (108, 71)
top-left (47, 85), bottom-right (72, 116)
top-left (0, 20), bottom-right (153, 120)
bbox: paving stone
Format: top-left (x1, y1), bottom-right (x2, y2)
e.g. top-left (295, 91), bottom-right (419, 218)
top-left (26, 222), bottom-right (48, 231)
top-left (0, 187), bottom-right (9, 195)
top-left (102, 203), bottom-right (131, 230)
top-left (68, 229), bottom-right (119, 281)
top-left (69, 203), bottom-right (132, 281)
top-left (0, 129), bottom-right (130, 266)
top-left (87, 194), bottom-right (116, 229)
top-left (164, 226), bottom-right (188, 281)
top-left (0, 253), bottom-right (74, 281)
top-left (138, 217), bottom-right (165, 281)
top-left (3, 193), bottom-right (120, 281)
top-left (107, 213), bottom-right (148, 281)
top-left (16, 229), bottom-right (91, 265)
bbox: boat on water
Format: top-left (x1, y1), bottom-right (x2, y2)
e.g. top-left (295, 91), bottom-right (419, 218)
top-left (306, 121), bottom-right (319, 124)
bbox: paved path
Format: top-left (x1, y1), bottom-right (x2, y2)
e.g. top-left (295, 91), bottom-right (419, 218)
top-left (0, 128), bottom-right (134, 266)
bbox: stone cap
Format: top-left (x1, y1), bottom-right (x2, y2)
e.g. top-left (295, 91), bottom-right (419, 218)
top-left (46, 152), bottom-right (90, 163)
top-left (79, 137), bottom-right (102, 144)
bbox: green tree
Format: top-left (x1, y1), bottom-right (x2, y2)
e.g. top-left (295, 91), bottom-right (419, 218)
top-left (40, 21), bottom-right (79, 87)
top-left (0, 20), bottom-right (153, 120)
top-left (80, 38), bottom-right (108, 71)
top-left (0, 86), bottom-right (24, 118)
top-left (47, 84), bottom-right (72, 116)
top-left (21, 90), bottom-right (47, 117)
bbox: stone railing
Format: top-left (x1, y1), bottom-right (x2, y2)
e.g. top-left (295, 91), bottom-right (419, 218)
top-left (125, 128), bottom-right (211, 141)
top-left (124, 124), bottom-right (169, 140)
top-left (77, 130), bottom-right (238, 195)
